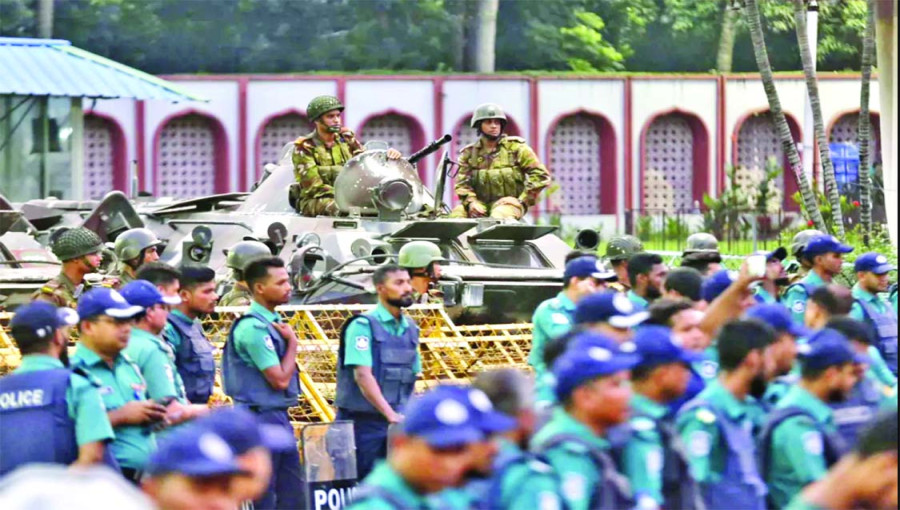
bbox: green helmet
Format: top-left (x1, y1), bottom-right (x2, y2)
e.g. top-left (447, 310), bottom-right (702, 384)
top-left (605, 235), bottom-right (644, 262)
top-left (114, 228), bottom-right (163, 262)
top-left (307, 95), bottom-right (344, 122)
top-left (470, 103), bottom-right (507, 128)
top-left (684, 233), bottom-right (719, 253)
top-left (226, 240), bottom-right (272, 272)
top-left (790, 229), bottom-right (825, 258)
top-left (51, 227), bottom-right (104, 262)
top-left (398, 241), bottom-right (444, 269)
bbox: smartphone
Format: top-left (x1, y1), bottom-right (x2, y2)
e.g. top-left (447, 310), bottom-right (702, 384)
top-left (747, 254), bottom-right (767, 278)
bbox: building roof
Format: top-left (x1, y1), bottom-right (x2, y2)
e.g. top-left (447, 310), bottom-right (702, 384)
top-left (0, 37), bottom-right (205, 102)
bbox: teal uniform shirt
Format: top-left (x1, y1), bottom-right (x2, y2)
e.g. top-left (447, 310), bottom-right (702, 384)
top-left (232, 300), bottom-right (285, 372)
top-left (343, 303), bottom-right (422, 373)
top-left (765, 385), bottom-right (838, 509)
top-left (531, 408), bottom-right (617, 510)
top-left (784, 272), bottom-right (827, 324)
top-left (627, 290), bottom-right (649, 310)
top-left (122, 328), bottom-right (183, 401)
top-left (890, 286), bottom-right (898, 314)
top-left (346, 461), bottom-right (430, 510)
top-left (754, 286), bottom-right (779, 304)
top-left (693, 345), bottom-right (720, 383)
top-left (530, 292), bottom-right (576, 405)
top-left (71, 344), bottom-right (155, 470)
top-left (850, 283), bottom-right (892, 322)
top-left (162, 309), bottom-right (195, 351)
top-left (865, 345), bottom-right (897, 388)
top-left (621, 393), bottom-right (669, 506)
top-left (12, 354), bottom-right (115, 447)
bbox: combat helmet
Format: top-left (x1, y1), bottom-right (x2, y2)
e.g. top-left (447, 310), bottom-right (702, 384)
top-left (51, 227), bottom-right (104, 262)
top-left (790, 229), bottom-right (825, 259)
top-left (307, 95), bottom-right (344, 122)
top-left (470, 103), bottom-right (507, 128)
top-left (605, 235), bottom-right (644, 262)
top-left (398, 241), bottom-right (444, 269)
top-left (226, 240), bottom-right (272, 272)
top-left (684, 233), bottom-right (719, 254)
top-left (114, 228), bottom-right (164, 262)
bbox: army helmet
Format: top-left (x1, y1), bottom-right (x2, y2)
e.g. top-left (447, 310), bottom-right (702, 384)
top-left (307, 95), bottom-right (344, 122)
top-left (51, 227), bottom-right (104, 262)
top-left (684, 232), bottom-right (719, 253)
top-left (605, 235), bottom-right (644, 262)
top-left (790, 229), bottom-right (825, 258)
top-left (114, 228), bottom-right (164, 262)
top-left (226, 240), bottom-right (272, 272)
top-left (398, 241), bottom-right (444, 269)
top-left (470, 103), bottom-right (507, 128)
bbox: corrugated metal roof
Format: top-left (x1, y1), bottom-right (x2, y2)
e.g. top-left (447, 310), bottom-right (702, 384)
top-left (0, 37), bottom-right (205, 102)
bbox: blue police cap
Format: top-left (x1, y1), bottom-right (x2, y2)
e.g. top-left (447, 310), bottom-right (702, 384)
top-left (146, 425), bottom-right (247, 477)
top-left (798, 328), bottom-right (868, 370)
top-left (854, 252), bottom-right (896, 275)
top-left (119, 280), bottom-right (181, 309)
top-left (701, 269), bottom-right (736, 302)
top-left (196, 407), bottom-right (296, 455)
top-left (400, 385), bottom-right (486, 448)
top-left (564, 256), bottom-right (617, 282)
top-left (9, 301), bottom-right (79, 339)
top-left (463, 387), bottom-right (517, 434)
top-left (746, 303), bottom-right (809, 338)
top-left (755, 247), bottom-right (787, 262)
top-left (76, 288), bottom-right (143, 321)
top-left (552, 331), bottom-right (641, 400)
top-left (574, 291), bottom-right (650, 328)
top-left (803, 235), bottom-right (853, 259)
top-left (632, 325), bottom-right (705, 367)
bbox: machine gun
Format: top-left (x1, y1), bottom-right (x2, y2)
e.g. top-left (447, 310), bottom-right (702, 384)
top-left (408, 134), bottom-right (451, 166)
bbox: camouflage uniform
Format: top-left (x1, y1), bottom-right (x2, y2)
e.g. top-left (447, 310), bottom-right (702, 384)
top-left (32, 227), bottom-right (106, 308)
top-left (605, 235), bottom-right (644, 292)
top-left (109, 228), bottom-right (164, 288)
top-left (218, 282), bottom-right (252, 307)
top-left (110, 263), bottom-right (136, 288)
top-left (33, 272), bottom-right (85, 310)
top-left (220, 240), bottom-right (271, 306)
top-left (399, 241), bottom-right (445, 305)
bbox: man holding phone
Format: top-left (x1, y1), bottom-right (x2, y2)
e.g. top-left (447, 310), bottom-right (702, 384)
top-left (752, 247), bottom-right (789, 304)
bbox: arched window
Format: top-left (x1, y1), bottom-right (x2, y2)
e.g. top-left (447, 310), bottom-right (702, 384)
top-left (83, 114), bottom-right (125, 199)
top-left (547, 112), bottom-right (616, 215)
top-left (735, 111), bottom-right (801, 210)
top-left (257, 112), bottom-right (309, 177)
top-left (155, 113), bottom-right (228, 198)
top-left (641, 112), bottom-right (709, 212)
top-left (359, 112), bottom-right (426, 181)
top-left (828, 111), bottom-right (881, 162)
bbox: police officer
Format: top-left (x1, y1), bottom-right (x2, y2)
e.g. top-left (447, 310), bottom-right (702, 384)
top-left (531, 331), bottom-right (640, 510)
top-left (784, 235), bottom-right (854, 324)
top-left (450, 103), bottom-right (552, 220)
top-left (347, 385), bottom-right (487, 510)
top-left (675, 319), bottom-right (774, 510)
top-left (335, 263), bottom-right (420, 480)
top-left (745, 304), bottom-right (807, 409)
top-left (849, 253), bottom-right (898, 375)
top-left (112, 228), bottom-right (165, 286)
top-left (530, 256), bottom-right (608, 407)
top-left (621, 325), bottom-right (705, 510)
top-left (398, 240), bottom-right (445, 305)
top-left (163, 265), bottom-right (217, 405)
top-left (605, 235), bottom-right (644, 292)
top-left (681, 233), bottom-right (723, 277)
top-left (753, 246), bottom-right (789, 304)
top-left (291, 95), bottom-right (401, 217)
top-left (71, 288), bottom-right (168, 483)
top-left (573, 290), bottom-right (650, 343)
top-left (758, 329), bottom-right (861, 508)
top-left (33, 227), bottom-right (106, 308)
top-left (221, 256), bottom-right (302, 509)
top-left (787, 229), bottom-right (825, 283)
top-left (0, 302), bottom-right (114, 475)
top-left (627, 253), bottom-right (668, 310)
top-left (219, 240), bottom-right (272, 307)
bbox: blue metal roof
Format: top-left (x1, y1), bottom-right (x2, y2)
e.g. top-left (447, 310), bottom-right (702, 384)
top-left (0, 37), bottom-right (205, 102)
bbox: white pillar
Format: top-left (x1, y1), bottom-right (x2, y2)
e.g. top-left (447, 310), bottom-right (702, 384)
top-left (802, 1), bottom-right (819, 190)
top-left (875, 2), bottom-right (897, 246)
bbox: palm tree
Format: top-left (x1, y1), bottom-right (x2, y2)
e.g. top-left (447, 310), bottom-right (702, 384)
top-left (742, 0), bottom-right (828, 232)
top-left (793, 0), bottom-right (845, 238)
top-left (857, 0), bottom-right (876, 245)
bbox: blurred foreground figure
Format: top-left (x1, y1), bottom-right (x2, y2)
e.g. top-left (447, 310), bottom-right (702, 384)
top-left (0, 465), bottom-right (154, 510)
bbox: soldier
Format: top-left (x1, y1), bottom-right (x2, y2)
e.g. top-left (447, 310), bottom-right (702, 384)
top-left (573, 290), bottom-right (650, 343)
top-left (398, 240), bottom-right (445, 305)
top-left (33, 227), bottom-right (106, 309)
top-left (849, 253), bottom-right (898, 375)
top-left (221, 257), bottom-right (303, 508)
top-left (112, 228), bottom-right (165, 287)
top-left (675, 319), bottom-right (774, 510)
top-left (0, 302), bottom-right (115, 475)
top-left (787, 229), bottom-right (825, 283)
top-left (681, 233), bottom-right (722, 277)
top-left (335, 264), bottom-right (420, 480)
top-left (530, 331), bottom-right (640, 510)
top-left (219, 240), bottom-right (272, 307)
top-left (753, 247), bottom-right (789, 304)
top-left (450, 103), bottom-right (552, 220)
top-left (758, 329), bottom-right (861, 509)
top-left (605, 235), bottom-right (644, 292)
top-left (784, 235), bottom-right (854, 324)
top-left (163, 266), bottom-right (218, 405)
top-left (626, 253), bottom-right (668, 310)
top-left (291, 95), bottom-right (401, 217)
top-left (620, 325), bottom-right (705, 510)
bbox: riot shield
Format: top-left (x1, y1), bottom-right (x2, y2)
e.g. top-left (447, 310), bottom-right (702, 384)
top-left (301, 421), bottom-right (358, 510)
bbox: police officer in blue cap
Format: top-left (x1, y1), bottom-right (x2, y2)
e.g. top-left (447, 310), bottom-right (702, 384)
top-left (701, 269), bottom-right (757, 313)
top-left (849, 252), bottom-right (898, 375)
top-left (531, 332), bottom-right (641, 510)
top-left (746, 304), bottom-right (808, 409)
top-left (0, 302), bottom-right (115, 475)
top-left (752, 247), bottom-right (789, 304)
top-left (784, 235), bottom-right (854, 324)
top-left (574, 290), bottom-right (650, 343)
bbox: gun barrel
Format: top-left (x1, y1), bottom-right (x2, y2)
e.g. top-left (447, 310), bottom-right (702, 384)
top-left (408, 134), bottom-right (452, 165)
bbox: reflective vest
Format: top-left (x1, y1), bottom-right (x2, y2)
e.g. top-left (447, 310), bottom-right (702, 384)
top-left (222, 311), bottom-right (300, 409)
top-left (856, 299), bottom-right (898, 375)
top-left (335, 312), bottom-right (419, 414)
top-left (166, 312), bottom-right (216, 404)
top-left (830, 375), bottom-right (883, 447)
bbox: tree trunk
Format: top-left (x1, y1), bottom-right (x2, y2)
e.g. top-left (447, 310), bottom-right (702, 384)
top-left (858, 0), bottom-right (876, 245)
top-left (793, 0), bottom-right (845, 237)
top-left (37, 0), bottom-right (53, 38)
top-left (743, 0), bottom-right (828, 232)
top-left (716, 3), bottom-right (739, 73)
top-left (446, 0), bottom-right (469, 71)
top-left (466, 0), bottom-right (499, 72)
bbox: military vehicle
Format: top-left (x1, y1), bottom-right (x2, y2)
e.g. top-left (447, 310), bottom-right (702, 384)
top-left (0, 196), bottom-right (60, 309)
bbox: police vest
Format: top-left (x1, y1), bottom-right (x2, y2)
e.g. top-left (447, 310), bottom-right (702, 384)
top-left (222, 311), bottom-right (301, 409)
top-left (830, 375), bottom-right (883, 447)
top-left (679, 400), bottom-right (767, 510)
top-left (335, 312), bottom-right (419, 414)
top-left (477, 447), bottom-right (567, 510)
top-left (856, 299), bottom-right (898, 375)
top-left (533, 433), bottom-right (634, 510)
top-left (166, 313), bottom-right (216, 404)
top-left (0, 368), bottom-right (118, 475)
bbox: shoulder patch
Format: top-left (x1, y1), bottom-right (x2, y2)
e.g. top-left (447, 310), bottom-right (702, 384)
top-left (355, 336), bottom-right (370, 351)
top-left (561, 473), bottom-right (586, 502)
top-left (550, 313), bottom-right (570, 325)
top-left (699, 360), bottom-right (719, 379)
top-left (802, 431), bottom-right (824, 456)
top-left (688, 430), bottom-right (712, 457)
top-left (791, 300), bottom-right (806, 314)
top-left (263, 335), bottom-right (276, 351)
